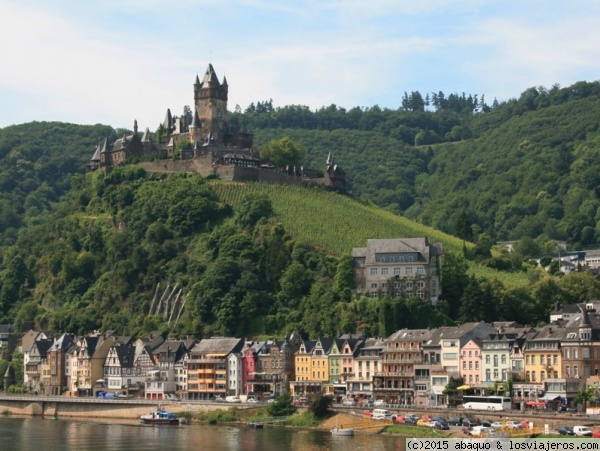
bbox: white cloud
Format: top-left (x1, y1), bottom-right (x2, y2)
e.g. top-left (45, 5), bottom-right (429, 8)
top-left (1, 1), bottom-right (600, 128)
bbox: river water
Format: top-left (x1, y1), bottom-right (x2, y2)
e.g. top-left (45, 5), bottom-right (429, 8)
top-left (0, 417), bottom-right (404, 450)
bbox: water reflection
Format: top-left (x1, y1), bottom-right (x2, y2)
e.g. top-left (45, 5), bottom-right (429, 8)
top-left (0, 417), bottom-right (403, 450)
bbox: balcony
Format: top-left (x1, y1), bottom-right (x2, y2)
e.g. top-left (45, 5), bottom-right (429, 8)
top-left (383, 358), bottom-right (423, 364)
top-left (375, 372), bottom-right (414, 377)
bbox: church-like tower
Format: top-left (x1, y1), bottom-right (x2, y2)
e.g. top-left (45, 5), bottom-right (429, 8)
top-left (193, 64), bottom-right (228, 145)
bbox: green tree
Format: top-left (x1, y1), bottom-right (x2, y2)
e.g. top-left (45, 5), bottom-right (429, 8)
top-left (236, 193), bottom-right (273, 229)
top-left (443, 377), bottom-right (465, 407)
top-left (441, 252), bottom-right (469, 318)
top-left (307, 393), bottom-right (334, 417)
top-left (259, 137), bottom-right (306, 169)
top-left (267, 391), bottom-right (296, 417)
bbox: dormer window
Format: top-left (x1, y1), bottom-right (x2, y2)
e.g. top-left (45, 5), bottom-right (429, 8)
top-left (580, 329), bottom-right (591, 340)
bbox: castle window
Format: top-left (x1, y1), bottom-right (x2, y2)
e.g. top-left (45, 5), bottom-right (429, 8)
top-left (370, 268), bottom-right (377, 275)
top-left (381, 268), bottom-right (388, 275)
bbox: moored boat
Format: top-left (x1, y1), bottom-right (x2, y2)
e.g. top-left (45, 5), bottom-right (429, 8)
top-left (140, 409), bottom-right (180, 425)
top-left (247, 422), bottom-right (264, 429)
top-left (331, 426), bottom-right (354, 436)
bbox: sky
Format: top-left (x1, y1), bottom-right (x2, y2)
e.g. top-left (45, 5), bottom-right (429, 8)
top-left (1, 0), bottom-right (600, 130)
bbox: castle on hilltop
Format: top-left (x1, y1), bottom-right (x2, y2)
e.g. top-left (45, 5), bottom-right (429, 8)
top-left (88, 64), bottom-right (345, 190)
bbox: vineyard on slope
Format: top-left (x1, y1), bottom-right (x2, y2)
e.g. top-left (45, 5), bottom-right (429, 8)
top-left (210, 181), bottom-right (529, 289)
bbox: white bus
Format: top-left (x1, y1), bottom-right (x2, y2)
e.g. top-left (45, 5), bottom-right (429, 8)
top-left (462, 396), bottom-right (511, 411)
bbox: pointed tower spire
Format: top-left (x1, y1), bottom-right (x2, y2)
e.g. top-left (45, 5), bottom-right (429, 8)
top-left (191, 109), bottom-right (201, 128)
top-left (163, 109), bottom-right (173, 129)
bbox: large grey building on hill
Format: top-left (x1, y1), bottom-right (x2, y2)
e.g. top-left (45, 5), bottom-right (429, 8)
top-left (352, 237), bottom-right (443, 303)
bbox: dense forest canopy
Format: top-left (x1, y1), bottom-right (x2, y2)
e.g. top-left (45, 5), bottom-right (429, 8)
top-left (233, 81), bottom-right (600, 249)
top-left (0, 80), bottom-right (600, 338)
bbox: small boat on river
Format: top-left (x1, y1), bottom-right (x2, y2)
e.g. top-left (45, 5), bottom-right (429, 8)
top-left (140, 409), bottom-right (180, 425)
top-left (247, 422), bottom-right (264, 429)
top-left (331, 426), bottom-right (354, 437)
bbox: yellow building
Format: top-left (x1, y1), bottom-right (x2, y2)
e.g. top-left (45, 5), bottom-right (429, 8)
top-left (523, 325), bottom-right (562, 383)
top-left (291, 338), bottom-right (333, 397)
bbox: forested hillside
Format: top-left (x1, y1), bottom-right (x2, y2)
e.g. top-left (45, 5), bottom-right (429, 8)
top-left (1, 80), bottom-right (600, 339)
top-left (236, 81), bottom-right (600, 251)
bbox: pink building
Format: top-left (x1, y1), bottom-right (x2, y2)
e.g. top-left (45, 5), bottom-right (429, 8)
top-left (242, 342), bottom-right (264, 394)
top-left (460, 339), bottom-right (482, 386)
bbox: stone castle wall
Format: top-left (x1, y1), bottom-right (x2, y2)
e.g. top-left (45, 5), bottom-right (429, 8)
top-left (137, 159), bottom-right (314, 188)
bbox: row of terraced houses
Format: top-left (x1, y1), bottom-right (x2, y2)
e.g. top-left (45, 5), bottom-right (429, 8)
top-left (6, 300), bottom-right (600, 408)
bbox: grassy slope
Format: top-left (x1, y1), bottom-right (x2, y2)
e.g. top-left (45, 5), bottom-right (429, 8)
top-left (211, 181), bottom-right (529, 288)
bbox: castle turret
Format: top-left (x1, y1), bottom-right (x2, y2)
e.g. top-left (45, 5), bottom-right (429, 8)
top-left (194, 64), bottom-right (228, 145)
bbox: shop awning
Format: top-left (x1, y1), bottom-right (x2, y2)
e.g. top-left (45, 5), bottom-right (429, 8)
top-left (457, 385), bottom-right (471, 390)
top-left (541, 395), bottom-right (562, 401)
top-left (525, 400), bottom-right (547, 406)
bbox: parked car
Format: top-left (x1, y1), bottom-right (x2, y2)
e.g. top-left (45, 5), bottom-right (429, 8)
top-left (505, 421), bottom-right (523, 429)
top-left (342, 399), bottom-right (355, 406)
top-left (372, 409), bottom-right (392, 420)
top-left (480, 420), bottom-right (493, 427)
top-left (417, 419), bottom-right (431, 427)
top-left (573, 426), bottom-right (593, 437)
top-left (448, 417), bottom-right (464, 426)
top-left (404, 415), bottom-right (419, 425)
top-left (247, 398), bottom-right (258, 404)
top-left (431, 416), bottom-right (447, 423)
top-left (469, 426), bottom-right (494, 436)
top-left (431, 420), bottom-right (449, 430)
top-left (491, 422), bottom-right (502, 429)
top-left (104, 392), bottom-right (118, 399)
top-left (213, 396), bottom-right (225, 403)
top-left (557, 405), bottom-right (577, 413)
top-left (96, 391), bottom-right (106, 398)
top-left (373, 399), bottom-right (386, 407)
top-left (592, 430), bottom-right (600, 438)
top-left (558, 426), bottom-right (575, 435)
top-left (462, 418), bottom-right (479, 427)
top-left (117, 393), bottom-right (133, 399)
top-left (391, 415), bottom-right (405, 424)
top-left (167, 395), bottom-right (180, 402)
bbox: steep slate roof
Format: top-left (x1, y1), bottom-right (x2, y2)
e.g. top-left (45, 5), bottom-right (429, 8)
top-left (90, 142), bottom-right (102, 162)
top-left (154, 339), bottom-right (187, 364)
top-left (141, 128), bottom-right (151, 143)
top-left (191, 337), bottom-right (244, 355)
top-left (315, 337), bottom-right (334, 354)
top-left (200, 63), bottom-right (220, 87)
top-left (352, 237), bottom-right (442, 262)
top-left (116, 345), bottom-right (136, 368)
top-left (49, 333), bottom-right (74, 352)
top-left (438, 322), bottom-right (495, 342)
top-left (30, 338), bottom-right (53, 357)
top-left (191, 110), bottom-right (201, 128)
top-left (163, 109), bottom-right (172, 129)
top-left (386, 328), bottom-right (434, 343)
top-left (298, 339), bottom-right (317, 354)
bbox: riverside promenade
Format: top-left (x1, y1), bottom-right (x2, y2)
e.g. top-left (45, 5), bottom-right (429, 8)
top-left (0, 394), bottom-right (251, 419)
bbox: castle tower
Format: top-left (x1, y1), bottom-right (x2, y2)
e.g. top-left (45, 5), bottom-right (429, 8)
top-left (193, 64), bottom-right (228, 145)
